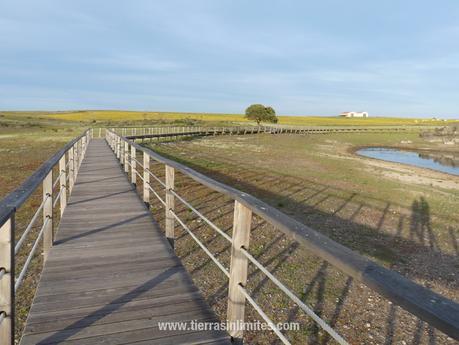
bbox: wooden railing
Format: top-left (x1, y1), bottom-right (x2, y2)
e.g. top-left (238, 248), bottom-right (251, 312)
top-left (107, 129), bottom-right (459, 343)
top-left (111, 125), bottom-right (430, 140)
top-left (0, 129), bottom-right (92, 345)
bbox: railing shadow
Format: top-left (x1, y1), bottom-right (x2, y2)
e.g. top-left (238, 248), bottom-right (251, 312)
top-left (154, 149), bottom-right (459, 289)
top-left (36, 267), bottom-right (180, 344)
top-left (54, 213), bottom-right (149, 245)
top-left (146, 147), bottom-right (458, 344)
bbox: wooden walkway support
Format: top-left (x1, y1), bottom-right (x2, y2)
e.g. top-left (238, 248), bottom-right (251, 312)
top-left (19, 140), bottom-right (230, 345)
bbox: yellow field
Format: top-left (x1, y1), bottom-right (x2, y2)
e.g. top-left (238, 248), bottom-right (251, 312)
top-left (43, 111), bottom-right (246, 123)
top-left (3, 110), bottom-right (457, 126)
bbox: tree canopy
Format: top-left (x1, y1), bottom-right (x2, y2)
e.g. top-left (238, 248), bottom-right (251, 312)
top-left (245, 104), bottom-right (278, 125)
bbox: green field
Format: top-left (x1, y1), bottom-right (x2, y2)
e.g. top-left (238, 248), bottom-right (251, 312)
top-left (2, 110), bottom-right (456, 127)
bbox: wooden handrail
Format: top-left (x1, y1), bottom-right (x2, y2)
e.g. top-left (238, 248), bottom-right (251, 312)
top-left (107, 129), bottom-right (459, 341)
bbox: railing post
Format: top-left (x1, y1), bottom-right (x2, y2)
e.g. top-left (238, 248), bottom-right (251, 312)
top-left (124, 142), bottom-right (129, 173)
top-left (59, 155), bottom-right (67, 216)
top-left (81, 136), bottom-right (85, 158)
top-left (81, 137), bottom-right (85, 163)
top-left (78, 138), bottom-right (83, 166)
top-left (116, 136), bottom-right (120, 160)
top-left (143, 152), bottom-right (150, 206)
top-left (165, 165), bottom-right (175, 247)
top-left (75, 139), bottom-right (80, 170)
top-left (227, 200), bottom-right (252, 342)
top-left (73, 142), bottom-right (79, 179)
top-left (0, 214), bottom-right (15, 345)
top-left (120, 138), bottom-right (124, 165)
top-left (43, 171), bottom-right (53, 260)
top-left (68, 146), bottom-right (75, 194)
top-left (131, 146), bottom-right (136, 185)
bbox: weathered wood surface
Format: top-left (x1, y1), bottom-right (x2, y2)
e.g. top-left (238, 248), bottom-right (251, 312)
top-left (20, 140), bottom-right (230, 345)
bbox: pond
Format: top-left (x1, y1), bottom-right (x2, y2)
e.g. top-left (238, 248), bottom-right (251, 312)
top-left (356, 147), bottom-right (459, 176)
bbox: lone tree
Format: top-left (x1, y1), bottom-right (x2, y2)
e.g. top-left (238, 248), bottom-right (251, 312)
top-left (245, 104), bottom-right (278, 125)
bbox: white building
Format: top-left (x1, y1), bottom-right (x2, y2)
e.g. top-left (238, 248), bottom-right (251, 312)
top-left (340, 111), bottom-right (369, 118)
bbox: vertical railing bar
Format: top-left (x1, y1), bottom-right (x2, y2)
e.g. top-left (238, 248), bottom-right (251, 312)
top-left (165, 165), bottom-right (175, 247)
top-left (0, 214), bottom-right (15, 345)
top-left (227, 200), bottom-right (252, 342)
top-left (59, 155), bottom-right (67, 216)
top-left (131, 146), bottom-right (136, 185)
top-left (68, 145), bottom-right (75, 194)
top-left (42, 171), bottom-right (53, 260)
top-left (143, 152), bottom-right (150, 206)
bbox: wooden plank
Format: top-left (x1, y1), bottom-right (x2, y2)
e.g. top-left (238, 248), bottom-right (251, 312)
top-left (19, 139), bottom-right (229, 345)
top-left (22, 319), bottom-right (229, 345)
top-left (42, 255), bottom-right (179, 274)
top-left (25, 298), bottom-right (211, 333)
top-left (31, 284), bottom-right (201, 314)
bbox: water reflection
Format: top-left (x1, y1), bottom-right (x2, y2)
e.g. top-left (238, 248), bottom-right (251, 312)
top-left (418, 152), bottom-right (458, 168)
top-left (356, 148), bottom-right (459, 176)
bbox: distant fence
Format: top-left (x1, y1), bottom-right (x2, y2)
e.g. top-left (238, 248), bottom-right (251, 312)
top-left (110, 125), bottom-right (433, 140)
top-left (106, 128), bottom-right (459, 343)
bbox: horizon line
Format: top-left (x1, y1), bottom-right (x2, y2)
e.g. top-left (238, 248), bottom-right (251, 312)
top-left (1, 109), bottom-right (457, 120)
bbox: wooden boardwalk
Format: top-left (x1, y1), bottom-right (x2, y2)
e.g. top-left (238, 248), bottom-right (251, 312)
top-left (19, 140), bottom-right (230, 345)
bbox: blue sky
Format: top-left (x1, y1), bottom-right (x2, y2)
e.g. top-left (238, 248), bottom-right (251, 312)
top-left (1, 1), bottom-right (458, 117)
